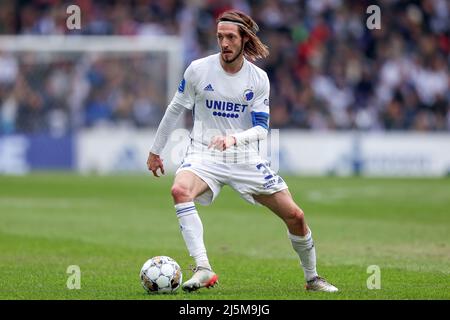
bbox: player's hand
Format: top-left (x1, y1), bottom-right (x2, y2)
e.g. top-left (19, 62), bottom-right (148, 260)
top-left (147, 152), bottom-right (165, 177)
top-left (208, 135), bottom-right (236, 151)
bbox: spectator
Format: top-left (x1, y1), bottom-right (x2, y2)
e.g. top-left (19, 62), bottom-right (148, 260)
top-left (0, 0), bottom-right (448, 133)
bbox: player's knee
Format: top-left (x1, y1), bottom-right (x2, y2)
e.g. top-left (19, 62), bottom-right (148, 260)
top-left (171, 184), bottom-right (192, 202)
top-left (289, 207), bottom-right (304, 223)
top-left (295, 208), bottom-right (305, 222)
top-left (283, 206), bottom-right (304, 224)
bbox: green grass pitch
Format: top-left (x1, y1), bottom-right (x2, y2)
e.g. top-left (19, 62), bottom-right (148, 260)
top-left (0, 173), bottom-right (449, 300)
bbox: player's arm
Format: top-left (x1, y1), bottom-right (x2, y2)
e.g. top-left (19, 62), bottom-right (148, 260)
top-left (208, 125), bottom-right (267, 151)
top-left (147, 65), bottom-right (196, 177)
top-left (230, 113), bottom-right (268, 145)
top-left (147, 102), bottom-right (186, 177)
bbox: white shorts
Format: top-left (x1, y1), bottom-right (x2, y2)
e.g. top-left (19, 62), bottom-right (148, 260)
top-left (175, 157), bottom-right (288, 206)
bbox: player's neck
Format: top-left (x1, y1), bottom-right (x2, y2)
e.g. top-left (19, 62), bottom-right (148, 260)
top-left (220, 55), bottom-right (244, 74)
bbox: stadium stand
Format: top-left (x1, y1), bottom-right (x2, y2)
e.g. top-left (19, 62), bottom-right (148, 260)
top-left (0, 0), bottom-right (448, 133)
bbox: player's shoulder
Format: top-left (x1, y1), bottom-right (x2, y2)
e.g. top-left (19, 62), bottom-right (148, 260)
top-left (188, 53), bottom-right (219, 73)
top-left (184, 54), bottom-right (218, 83)
top-left (247, 60), bottom-right (268, 76)
top-left (245, 60), bottom-right (270, 91)
top-left (246, 60), bottom-right (269, 82)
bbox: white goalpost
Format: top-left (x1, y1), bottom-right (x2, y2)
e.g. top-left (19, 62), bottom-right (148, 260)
top-left (0, 35), bottom-right (183, 104)
top-left (0, 35), bottom-right (186, 174)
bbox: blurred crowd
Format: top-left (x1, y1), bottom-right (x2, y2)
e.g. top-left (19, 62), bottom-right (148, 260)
top-left (0, 0), bottom-right (449, 134)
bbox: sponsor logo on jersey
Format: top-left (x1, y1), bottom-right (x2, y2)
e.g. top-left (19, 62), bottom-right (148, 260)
top-left (205, 99), bottom-right (248, 119)
top-left (204, 84), bottom-right (214, 91)
top-left (244, 89), bottom-right (254, 101)
top-left (205, 99), bottom-right (248, 112)
top-left (178, 78), bottom-right (186, 93)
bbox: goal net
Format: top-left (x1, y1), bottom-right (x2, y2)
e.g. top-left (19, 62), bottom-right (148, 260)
top-left (0, 35), bottom-right (183, 135)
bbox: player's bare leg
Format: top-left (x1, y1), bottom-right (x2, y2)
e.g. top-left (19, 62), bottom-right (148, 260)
top-left (253, 189), bottom-right (308, 236)
top-left (171, 170), bottom-right (219, 292)
top-left (171, 170), bottom-right (210, 203)
top-left (253, 189), bottom-right (338, 292)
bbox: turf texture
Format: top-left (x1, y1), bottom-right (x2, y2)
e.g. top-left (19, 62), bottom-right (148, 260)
top-left (0, 173), bottom-right (449, 300)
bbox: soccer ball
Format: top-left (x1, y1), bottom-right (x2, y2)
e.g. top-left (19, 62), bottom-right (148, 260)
top-left (140, 256), bottom-right (183, 293)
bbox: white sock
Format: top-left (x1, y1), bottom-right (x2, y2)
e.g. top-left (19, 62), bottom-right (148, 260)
top-left (288, 229), bottom-right (318, 281)
top-left (175, 202), bottom-right (211, 270)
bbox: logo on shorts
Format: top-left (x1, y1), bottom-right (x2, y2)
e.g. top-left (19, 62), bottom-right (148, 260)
top-left (263, 178), bottom-right (277, 189)
top-left (243, 89), bottom-right (254, 101)
top-left (264, 98), bottom-right (269, 106)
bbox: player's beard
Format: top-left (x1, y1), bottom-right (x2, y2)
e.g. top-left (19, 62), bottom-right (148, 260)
top-left (222, 39), bottom-right (244, 64)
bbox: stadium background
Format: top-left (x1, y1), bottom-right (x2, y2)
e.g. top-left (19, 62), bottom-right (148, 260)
top-left (0, 0), bottom-right (449, 300)
top-left (0, 0), bottom-right (449, 175)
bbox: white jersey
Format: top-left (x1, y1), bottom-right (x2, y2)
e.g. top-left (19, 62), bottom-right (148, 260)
top-left (171, 53), bottom-right (270, 164)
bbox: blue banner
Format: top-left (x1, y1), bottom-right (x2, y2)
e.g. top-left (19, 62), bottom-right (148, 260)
top-left (0, 134), bottom-right (74, 174)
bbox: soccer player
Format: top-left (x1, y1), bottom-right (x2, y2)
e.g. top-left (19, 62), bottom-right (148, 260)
top-left (147, 10), bottom-right (338, 293)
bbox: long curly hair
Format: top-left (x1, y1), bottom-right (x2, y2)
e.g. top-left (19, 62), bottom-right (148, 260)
top-left (216, 10), bottom-right (269, 61)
